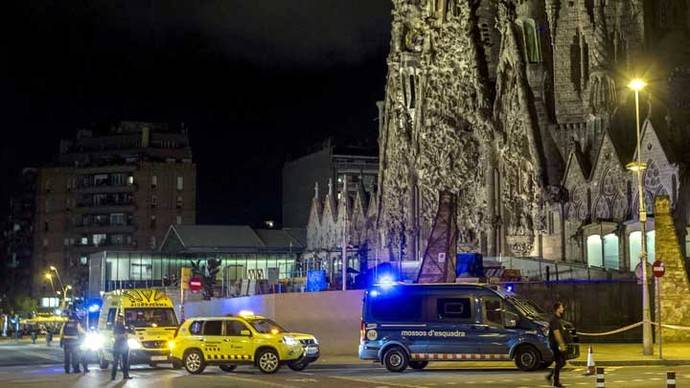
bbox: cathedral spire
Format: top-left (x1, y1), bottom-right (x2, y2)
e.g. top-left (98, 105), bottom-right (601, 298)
top-left (588, 0), bottom-right (617, 115)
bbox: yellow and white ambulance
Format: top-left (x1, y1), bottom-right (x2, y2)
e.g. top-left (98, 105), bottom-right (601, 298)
top-left (97, 289), bottom-right (179, 368)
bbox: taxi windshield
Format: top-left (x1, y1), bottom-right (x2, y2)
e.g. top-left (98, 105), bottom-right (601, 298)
top-left (248, 318), bottom-right (287, 334)
top-left (124, 308), bottom-right (178, 328)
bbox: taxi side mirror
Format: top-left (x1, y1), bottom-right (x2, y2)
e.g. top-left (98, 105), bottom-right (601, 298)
top-left (503, 311), bottom-right (518, 328)
top-left (240, 330), bottom-right (252, 337)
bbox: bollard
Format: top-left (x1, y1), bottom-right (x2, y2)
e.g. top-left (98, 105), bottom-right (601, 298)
top-left (596, 367), bottom-right (605, 388)
top-left (667, 371), bottom-right (676, 388)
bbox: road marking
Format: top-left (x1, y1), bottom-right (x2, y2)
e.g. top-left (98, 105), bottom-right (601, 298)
top-left (328, 375), bottom-right (425, 388)
top-left (286, 377), bottom-right (318, 383)
top-left (220, 374), bottom-right (301, 388)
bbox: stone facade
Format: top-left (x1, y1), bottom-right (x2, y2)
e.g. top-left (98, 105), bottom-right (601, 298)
top-left (656, 196), bottom-right (690, 342)
top-left (374, 0), bottom-right (690, 268)
top-left (307, 1), bottom-right (690, 275)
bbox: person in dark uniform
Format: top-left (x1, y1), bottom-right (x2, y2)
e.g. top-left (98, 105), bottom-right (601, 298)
top-left (111, 315), bottom-right (132, 380)
top-left (59, 312), bottom-right (86, 374)
top-left (546, 302), bottom-right (568, 388)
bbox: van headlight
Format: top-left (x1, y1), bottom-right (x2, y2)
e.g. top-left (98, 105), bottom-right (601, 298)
top-left (282, 336), bottom-right (298, 346)
top-left (81, 333), bottom-right (105, 351)
top-left (127, 338), bottom-right (143, 350)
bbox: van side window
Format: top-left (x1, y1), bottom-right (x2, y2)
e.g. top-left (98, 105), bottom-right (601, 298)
top-left (484, 298), bottom-right (502, 325)
top-left (370, 295), bottom-right (423, 322)
top-left (190, 321), bottom-right (203, 335)
top-left (106, 308), bottom-right (117, 328)
top-left (437, 298), bottom-right (471, 320)
top-left (203, 320), bottom-right (223, 336)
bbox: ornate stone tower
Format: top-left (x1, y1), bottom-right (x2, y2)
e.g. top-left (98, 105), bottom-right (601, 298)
top-left (377, 0), bottom-right (556, 260)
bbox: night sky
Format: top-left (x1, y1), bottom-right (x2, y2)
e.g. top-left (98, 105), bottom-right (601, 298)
top-left (2, 1), bottom-right (392, 226)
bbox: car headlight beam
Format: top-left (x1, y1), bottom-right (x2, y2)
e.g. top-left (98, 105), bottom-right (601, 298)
top-left (81, 333), bottom-right (105, 352)
top-left (127, 338), bottom-right (143, 350)
top-left (282, 336), bottom-right (298, 346)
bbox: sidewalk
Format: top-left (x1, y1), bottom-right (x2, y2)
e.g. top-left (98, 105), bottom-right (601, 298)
top-left (571, 343), bottom-right (690, 366)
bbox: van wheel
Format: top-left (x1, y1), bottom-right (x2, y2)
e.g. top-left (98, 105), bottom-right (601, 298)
top-left (383, 347), bottom-right (408, 372)
top-left (184, 350), bottom-right (206, 374)
top-left (409, 361), bottom-right (428, 370)
top-left (256, 349), bottom-right (281, 374)
top-left (219, 364), bottom-right (237, 372)
top-left (514, 345), bottom-right (540, 371)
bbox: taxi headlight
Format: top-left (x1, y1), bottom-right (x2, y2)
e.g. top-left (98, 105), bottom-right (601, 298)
top-left (81, 333), bottom-right (105, 351)
top-left (312, 337), bottom-right (319, 345)
top-left (282, 336), bottom-right (298, 346)
top-left (168, 340), bottom-right (175, 350)
top-left (127, 338), bottom-right (142, 350)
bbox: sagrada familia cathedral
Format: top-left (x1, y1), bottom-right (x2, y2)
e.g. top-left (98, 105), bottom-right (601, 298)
top-left (307, 0), bottom-right (690, 273)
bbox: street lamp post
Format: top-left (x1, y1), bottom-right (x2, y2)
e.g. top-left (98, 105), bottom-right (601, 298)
top-left (626, 78), bottom-right (653, 356)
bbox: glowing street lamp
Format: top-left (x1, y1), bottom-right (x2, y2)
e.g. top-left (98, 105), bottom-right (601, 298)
top-left (626, 77), bottom-right (653, 356)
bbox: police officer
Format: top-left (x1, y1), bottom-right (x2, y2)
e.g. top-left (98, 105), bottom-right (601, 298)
top-left (111, 315), bottom-right (132, 380)
top-left (546, 302), bottom-right (568, 388)
top-left (59, 311), bottom-right (86, 374)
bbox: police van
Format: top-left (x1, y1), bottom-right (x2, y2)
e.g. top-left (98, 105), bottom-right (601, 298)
top-left (97, 289), bottom-right (179, 368)
top-left (358, 283), bottom-right (579, 372)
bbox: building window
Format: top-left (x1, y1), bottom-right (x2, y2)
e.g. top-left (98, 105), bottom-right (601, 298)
top-left (127, 175), bottom-right (134, 185)
top-left (111, 234), bottom-right (125, 246)
top-left (151, 195), bottom-right (158, 208)
top-left (177, 176), bottom-right (184, 191)
top-left (80, 255), bottom-right (88, 265)
top-left (93, 233), bottom-right (107, 246)
top-left (81, 235), bottom-right (88, 245)
top-left (587, 233), bottom-right (620, 269)
top-left (176, 196), bottom-right (183, 209)
top-left (151, 175), bottom-right (157, 188)
top-left (629, 231), bottom-right (656, 269)
top-left (94, 174), bottom-right (109, 186)
top-left (522, 19), bottom-right (542, 63)
top-left (44, 222), bottom-right (49, 232)
top-left (150, 236), bottom-right (157, 249)
top-left (150, 215), bottom-right (157, 229)
top-left (110, 213), bottom-right (125, 226)
top-left (176, 216), bottom-right (182, 225)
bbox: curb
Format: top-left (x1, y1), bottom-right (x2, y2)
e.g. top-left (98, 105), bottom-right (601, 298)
top-left (571, 359), bottom-right (690, 366)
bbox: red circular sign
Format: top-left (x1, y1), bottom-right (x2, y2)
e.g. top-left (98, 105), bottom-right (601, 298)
top-left (652, 260), bottom-right (665, 278)
top-left (189, 275), bottom-right (203, 292)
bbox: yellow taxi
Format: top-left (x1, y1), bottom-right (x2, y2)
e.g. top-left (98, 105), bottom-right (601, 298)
top-left (170, 311), bottom-right (320, 374)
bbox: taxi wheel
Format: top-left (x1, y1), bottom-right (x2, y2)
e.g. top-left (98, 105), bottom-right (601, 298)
top-left (409, 361), bottom-right (428, 370)
top-left (183, 349), bottom-right (206, 375)
top-left (219, 364), bottom-right (237, 372)
top-left (287, 359), bottom-right (308, 371)
top-left (514, 345), bottom-right (541, 371)
top-left (256, 349), bottom-right (281, 374)
top-left (383, 346), bottom-right (409, 372)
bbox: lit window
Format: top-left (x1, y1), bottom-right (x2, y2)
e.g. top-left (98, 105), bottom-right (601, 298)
top-left (177, 176), bottom-right (184, 190)
top-left (80, 256), bottom-right (88, 265)
top-left (93, 233), bottom-right (107, 246)
top-left (176, 216), bottom-right (182, 225)
top-left (151, 175), bottom-right (158, 188)
top-left (127, 175), bottom-right (134, 185)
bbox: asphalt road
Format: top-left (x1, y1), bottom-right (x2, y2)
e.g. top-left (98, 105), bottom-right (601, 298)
top-left (0, 340), bottom-right (686, 387)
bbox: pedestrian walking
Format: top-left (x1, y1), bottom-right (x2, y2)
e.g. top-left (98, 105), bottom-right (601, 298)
top-left (46, 329), bottom-right (53, 346)
top-left (111, 315), bottom-right (132, 380)
top-left (59, 312), bottom-right (86, 374)
top-left (31, 326), bottom-right (37, 344)
top-left (546, 302), bottom-right (568, 387)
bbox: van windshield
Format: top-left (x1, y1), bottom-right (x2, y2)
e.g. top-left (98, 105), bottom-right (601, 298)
top-left (507, 295), bottom-right (545, 318)
top-left (124, 308), bottom-right (178, 328)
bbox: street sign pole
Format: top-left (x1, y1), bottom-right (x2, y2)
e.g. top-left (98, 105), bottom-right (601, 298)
top-left (652, 259), bottom-right (665, 359)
